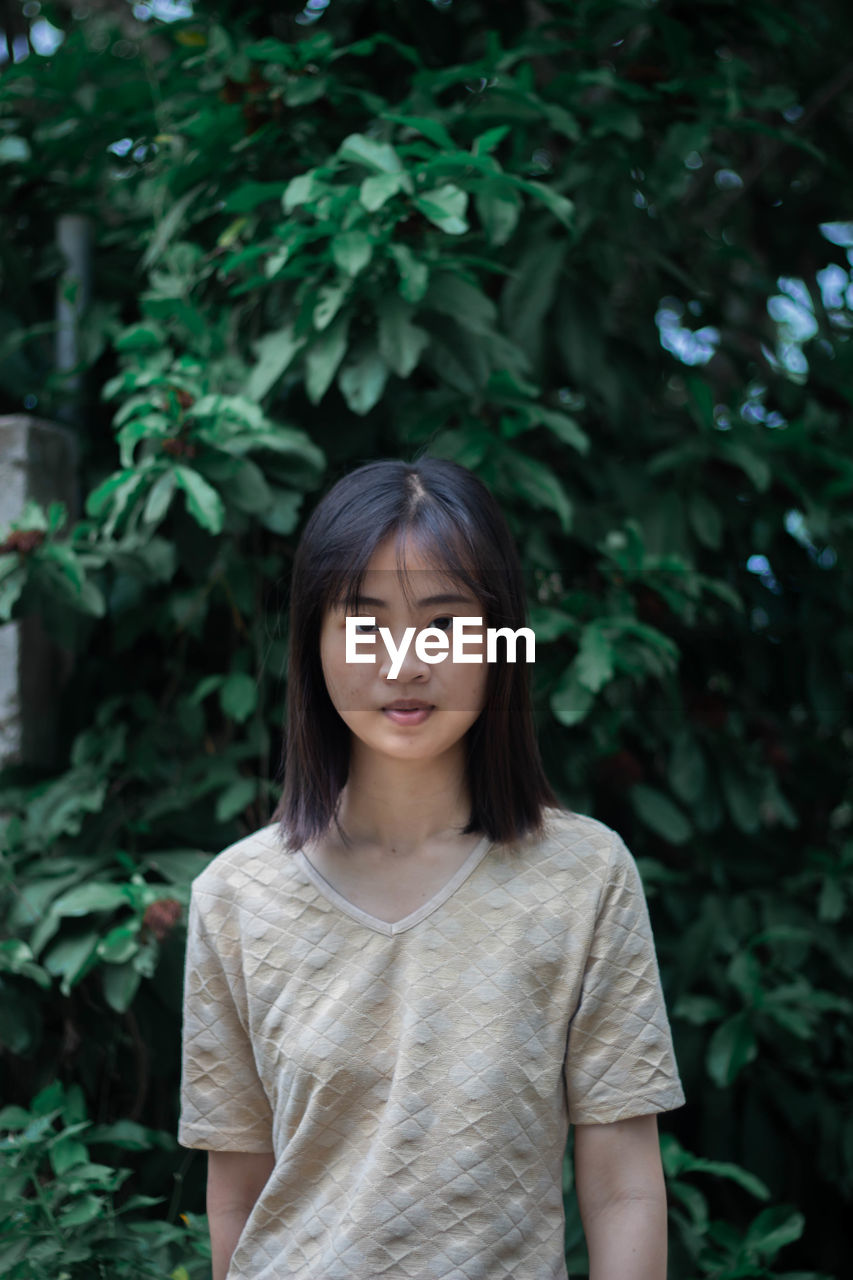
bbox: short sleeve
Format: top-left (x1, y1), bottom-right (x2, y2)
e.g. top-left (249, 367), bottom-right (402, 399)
top-left (564, 830), bottom-right (686, 1125)
top-left (178, 885), bottom-right (274, 1152)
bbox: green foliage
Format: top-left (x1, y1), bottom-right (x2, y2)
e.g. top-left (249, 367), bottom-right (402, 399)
top-left (1, 0), bottom-right (852, 1276)
top-left (562, 1131), bottom-right (831, 1279)
top-left (0, 1080), bottom-right (209, 1279)
top-left (660, 1135), bottom-right (832, 1280)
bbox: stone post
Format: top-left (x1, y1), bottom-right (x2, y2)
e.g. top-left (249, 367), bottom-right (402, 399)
top-left (0, 416), bottom-right (79, 770)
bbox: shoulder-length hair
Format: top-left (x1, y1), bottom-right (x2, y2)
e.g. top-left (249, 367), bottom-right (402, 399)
top-left (271, 453), bottom-right (562, 851)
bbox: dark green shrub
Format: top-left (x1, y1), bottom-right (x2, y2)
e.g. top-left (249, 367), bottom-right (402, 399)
top-left (1, 2), bottom-right (851, 1275)
top-left (0, 1080), bottom-right (209, 1279)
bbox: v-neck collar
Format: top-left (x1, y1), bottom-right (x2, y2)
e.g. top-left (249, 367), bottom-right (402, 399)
top-left (295, 832), bottom-right (494, 937)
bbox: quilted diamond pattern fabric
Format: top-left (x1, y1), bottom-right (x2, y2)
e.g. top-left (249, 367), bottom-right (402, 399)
top-left (179, 807), bottom-right (685, 1279)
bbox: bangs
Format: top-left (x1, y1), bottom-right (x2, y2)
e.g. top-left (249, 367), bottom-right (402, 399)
top-left (325, 508), bottom-right (504, 623)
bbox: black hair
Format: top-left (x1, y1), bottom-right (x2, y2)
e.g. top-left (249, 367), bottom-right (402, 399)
top-left (271, 454), bottom-right (563, 851)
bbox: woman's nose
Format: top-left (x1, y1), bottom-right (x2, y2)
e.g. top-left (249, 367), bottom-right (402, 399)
top-left (376, 624), bottom-right (431, 682)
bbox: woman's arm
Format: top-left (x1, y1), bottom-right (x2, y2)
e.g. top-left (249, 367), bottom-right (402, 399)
top-left (574, 1113), bottom-right (668, 1280)
top-left (207, 1149), bottom-right (276, 1280)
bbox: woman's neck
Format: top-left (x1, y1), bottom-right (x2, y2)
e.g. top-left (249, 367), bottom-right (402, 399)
top-left (333, 744), bottom-right (472, 856)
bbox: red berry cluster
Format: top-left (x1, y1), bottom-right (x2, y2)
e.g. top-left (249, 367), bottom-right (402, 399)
top-left (0, 528), bottom-right (46, 556)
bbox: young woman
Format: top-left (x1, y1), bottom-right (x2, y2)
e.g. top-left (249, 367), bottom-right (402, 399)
top-left (179, 456), bottom-right (685, 1280)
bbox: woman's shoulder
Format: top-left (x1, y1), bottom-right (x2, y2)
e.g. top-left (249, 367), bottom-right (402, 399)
top-left (524, 805), bottom-right (625, 878)
top-left (190, 821), bottom-right (294, 902)
top-left (537, 805), bottom-right (618, 852)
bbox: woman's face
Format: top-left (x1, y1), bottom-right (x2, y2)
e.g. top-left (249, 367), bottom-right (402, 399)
top-left (319, 535), bottom-right (490, 764)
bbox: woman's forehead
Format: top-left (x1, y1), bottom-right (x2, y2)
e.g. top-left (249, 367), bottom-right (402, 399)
top-left (365, 533), bottom-right (460, 575)
top-left (330, 568), bottom-right (478, 607)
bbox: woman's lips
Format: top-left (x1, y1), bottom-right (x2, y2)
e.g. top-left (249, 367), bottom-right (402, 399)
top-left (382, 706), bottom-right (434, 725)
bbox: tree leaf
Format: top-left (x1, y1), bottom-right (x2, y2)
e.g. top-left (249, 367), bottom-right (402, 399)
top-left (514, 178), bottom-right (575, 227)
top-left (707, 1011), bottom-right (758, 1087)
top-left (142, 471), bottom-right (177, 526)
top-left (59, 1194), bottom-right (105, 1226)
top-left (44, 543), bottom-right (85, 593)
top-left (744, 1207), bottom-right (805, 1259)
top-left (224, 182), bottom-right (286, 213)
top-left (102, 962), bottom-right (143, 1013)
top-left (377, 295), bottom-right (430, 377)
top-left (689, 492), bottom-right (723, 548)
top-left (215, 777), bottom-right (257, 822)
top-left (672, 995), bottom-right (727, 1025)
top-left (631, 784), bottom-right (692, 844)
top-left (331, 229), bottom-right (373, 276)
top-left (43, 932), bottom-right (101, 994)
top-left (286, 74), bottom-right (329, 108)
top-left (0, 939), bottom-right (50, 987)
top-left (247, 323), bottom-right (306, 400)
top-left (86, 1119), bottom-right (174, 1150)
top-left (38, 545), bottom-right (89, 601)
top-left (97, 923), bottom-right (140, 965)
top-left (501, 238), bottom-right (567, 363)
top-left (499, 447), bottom-right (573, 532)
top-left (244, 37), bottom-right (298, 63)
top-left (0, 564), bottom-right (26, 622)
top-left (414, 183), bottom-right (469, 235)
top-left (338, 133), bottom-right (402, 173)
top-left (575, 623), bottom-right (615, 692)
top-left (258, 488), bottom-right (304, 535)
top-left (0, 135), bottom-right (31, 163)
top-left (114, 323), bottom-right (166, 353)
top-left (474, 181), bottom-right (522, 246)
top-left (424, 271), bottom-right (497, 335)
top-left (660, 1136), bottom-right (771, 1200)
top-left (219, 673), bottom-right (258, 723)
top-left (197, 391), bottom-right (266, 430)
top-left (221, 457), bottom-right (271, 514)
top-left (313, 280), bottom-right (350, 330)
top-left (173, 467), bottom-right (225, 534)
top-left (668, 729), bottom-right (707, 804)
top-left (141, 184), bottom-right (205, 270)
top-left (525, 405), bottom-right (589, 454)
top-left (426, 427), bottom-right (493, 468)
top-left (550, 662), bottom-right (595, 727)
top-left (51, 884), bottom-right (130, 916)
top-left (305, 313), bottom-right (351, 404)
top-left (544, 103), bottom-right (581, 141)
top-left (382, 112), bottom-right (456, 150)
top-left (282, 171), bottom-right (317, 213)
top-left (719, 764), bottom-right (763, 834)
top-left (360, 172), bottom-right (408, 211)
top-left (472, 125), bottom-right (511, 155)
top-left (50, 1136), bottom-right (89, 1175)
top-left (338, 346), bottom-right (389, 415)
top-left (86, 470), bottom-right (138, 518)
top-left (527, 606), bottom-right (577, 643)
top-left (389, 244), bottom-right (429, 302)
top-left (0, 554), bottom-right (21, 584)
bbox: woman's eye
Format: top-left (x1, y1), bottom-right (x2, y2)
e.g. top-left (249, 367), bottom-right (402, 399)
top-left (348, 618), bottom-right (452, 633)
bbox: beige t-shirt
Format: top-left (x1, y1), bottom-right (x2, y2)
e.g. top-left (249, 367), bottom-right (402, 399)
top-left (179, 806), bottom-right (685, 1280)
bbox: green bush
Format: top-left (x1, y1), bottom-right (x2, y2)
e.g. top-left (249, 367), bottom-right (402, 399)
top-left (0, 1080), bottom-right (208, 1279)
top-left (1, 2), bottom-right (851, 1275)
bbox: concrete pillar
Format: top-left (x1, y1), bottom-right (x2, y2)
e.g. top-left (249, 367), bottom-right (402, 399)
top-left (55, 214), bottom-right (93, 424)
top-left (0, 416), bottom-right (79, 770)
